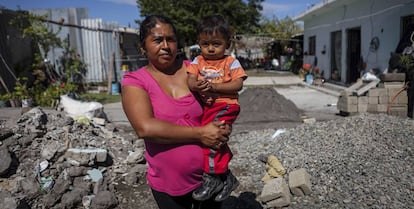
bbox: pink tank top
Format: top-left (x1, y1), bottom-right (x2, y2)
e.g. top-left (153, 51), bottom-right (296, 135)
top-left (121, 67), bottom-right (204, 196)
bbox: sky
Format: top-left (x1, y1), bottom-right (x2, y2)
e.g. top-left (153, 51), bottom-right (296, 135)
top-left (0, 0), bottom-right (317, 27)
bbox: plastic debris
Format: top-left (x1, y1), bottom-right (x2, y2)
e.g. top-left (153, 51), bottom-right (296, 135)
top-left (271, 129), bottom-right (286, 139)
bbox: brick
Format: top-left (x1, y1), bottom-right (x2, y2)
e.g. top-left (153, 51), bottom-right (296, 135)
top-left (288, 168), bottom-right (312, 197)
top-left (368, 96), bottom-right (379, 104)
top-left (260, 177), bottom-right (290, 203)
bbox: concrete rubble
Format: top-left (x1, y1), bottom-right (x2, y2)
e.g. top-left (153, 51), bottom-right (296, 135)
top-left (258, 154), bottom-right (313, 208)
top-left (0, 107), bottom-right (146, 209)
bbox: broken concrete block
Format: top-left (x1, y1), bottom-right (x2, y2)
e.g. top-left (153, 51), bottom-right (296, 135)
top-left (288, 168), bottom-right (312, 197)
top-left (265, 194), bottom-right (290, 208)
top-left (303, 117), bottom-right (316, 124)
top-left (66, 148), bottom-right (107, 165)
top-left (260, 177), bottom-right (290, 203)
top-left (0, 148), bottom-right (12, 175)
top-left (92, 117), bottom-right (106, 126)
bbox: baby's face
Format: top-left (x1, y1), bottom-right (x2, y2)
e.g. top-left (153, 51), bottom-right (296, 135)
top-left (198, 32), bottom-right (228, 60)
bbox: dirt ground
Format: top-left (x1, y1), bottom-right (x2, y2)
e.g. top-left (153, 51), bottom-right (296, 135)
top-left (233, 87), bottom-right (305, 134)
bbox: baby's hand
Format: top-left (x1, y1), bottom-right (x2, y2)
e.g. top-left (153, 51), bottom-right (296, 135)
top-left (194, 79), bottom-right (212, 92)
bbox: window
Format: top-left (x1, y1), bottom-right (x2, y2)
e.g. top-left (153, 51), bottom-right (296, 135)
top-left (308, 36), bottom-right (316, 55)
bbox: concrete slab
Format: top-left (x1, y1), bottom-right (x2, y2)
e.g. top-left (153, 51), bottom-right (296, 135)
top-left (274, 85), bottom-right (341, 121)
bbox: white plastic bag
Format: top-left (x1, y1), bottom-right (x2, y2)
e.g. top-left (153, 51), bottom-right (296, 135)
top-left (362, 72), bottom-right (380, 81)
top-left (59, 95), bottom-right (103, 120)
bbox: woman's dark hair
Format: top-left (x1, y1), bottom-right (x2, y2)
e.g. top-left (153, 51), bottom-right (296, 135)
top-left (139, 15), bottom-right (177, 49)
top-left (197, 14), bottom-right (232, 43)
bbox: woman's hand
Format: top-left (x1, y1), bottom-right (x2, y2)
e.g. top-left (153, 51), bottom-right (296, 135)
top-left (199, 121), bottom-right (231, 150)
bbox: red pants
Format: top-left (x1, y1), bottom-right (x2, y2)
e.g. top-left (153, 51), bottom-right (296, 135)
top-left (201, 102), bottom-right (240, 174)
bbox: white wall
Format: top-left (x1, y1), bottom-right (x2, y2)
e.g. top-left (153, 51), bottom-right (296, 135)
top-left (300, 0), bottom-right (414, 83)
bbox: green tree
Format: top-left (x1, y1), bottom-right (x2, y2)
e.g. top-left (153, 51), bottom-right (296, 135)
top-left (137, 0), bottom-right (264, 46)
top-left (259, 16), bottom-right (303, 41)
top-left (8, 12), bottom-right (87, 107)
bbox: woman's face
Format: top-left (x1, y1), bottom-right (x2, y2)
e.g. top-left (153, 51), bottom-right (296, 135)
top-left (144, 21), bottom-right (178, 68)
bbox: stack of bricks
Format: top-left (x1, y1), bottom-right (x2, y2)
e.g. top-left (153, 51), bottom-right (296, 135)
top-left (337, 73), bottom-right (408, 117)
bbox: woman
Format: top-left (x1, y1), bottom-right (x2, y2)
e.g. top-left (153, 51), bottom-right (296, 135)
top-left (121, 15), bottom-right (230, 209)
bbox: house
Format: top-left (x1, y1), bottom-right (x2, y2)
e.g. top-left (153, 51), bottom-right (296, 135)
top-left (294, 0), bottom-right (414, 85)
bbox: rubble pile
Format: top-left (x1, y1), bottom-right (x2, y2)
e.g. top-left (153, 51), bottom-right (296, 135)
top-left (0, 107), bottom-right (146, 209)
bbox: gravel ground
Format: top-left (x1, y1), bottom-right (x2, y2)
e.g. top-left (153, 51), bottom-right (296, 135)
top-left (229, 113), bottom-right (414, 209)
top-left (1, 87), bottom-right (413, 209)
top-left (118, 87), bottom-right (414, 209)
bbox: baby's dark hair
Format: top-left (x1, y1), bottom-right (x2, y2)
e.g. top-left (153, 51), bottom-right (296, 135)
top-left (197, 14), bottom-right (232, 43)
top-left (139, 15), bottom-right (177, 49)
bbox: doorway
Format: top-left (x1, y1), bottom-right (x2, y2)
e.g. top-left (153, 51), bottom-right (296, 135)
top-left (330, 31), bottom-right (342, 82)
top-left (346, 27), bottom-right (361, 84)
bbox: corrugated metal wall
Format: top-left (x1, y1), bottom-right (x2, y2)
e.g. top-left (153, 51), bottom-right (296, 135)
top-left (30, 8), bottom-right (122, 83)
top-left (81, 19), bottom-right (120, 83)
top-left (30, 8), bottom-right (88, 75)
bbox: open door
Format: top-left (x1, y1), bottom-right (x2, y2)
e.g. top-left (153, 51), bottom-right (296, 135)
top-left (346, 27), bottom-right (361, 84)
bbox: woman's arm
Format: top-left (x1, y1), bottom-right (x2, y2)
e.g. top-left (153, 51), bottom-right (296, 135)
top-left (121, 85), bottom-right (230, 146)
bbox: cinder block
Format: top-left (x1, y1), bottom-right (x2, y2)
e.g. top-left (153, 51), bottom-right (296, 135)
top-left (388, 87), bottom-right (405, 98)
top-left (380, 73), bottom-right (405, 82)
top-left (358, 96), bottom-right (368, 104)
top-left (377, 104), bottom-right (387, 112)
top-left (260, 177), bottom-right (290, 203)
top-left (358, 103), bottom-right (368, 112)
top-left (337, 102), bottom-right (358, 113)
top-left (368, 96), bottom-right (379, 104)
top-left (378, 96), bottom-right (389, 104)
top-left (368, 88), bottom-right (387, 97)
top-left (337, 95), bottom-right (358, 105)
top-left (379, 82), bottom-right (405, 89)
top-left (367, 104), bottom-right (378, 112)
top-left (367, 104), bottom-right (387, 113)
top-left (396, 92), bottom-right (408, 104)
top-left (288, 168), bottom-right (312, 197)
top-left (389, 106), bottom-right (408, 117)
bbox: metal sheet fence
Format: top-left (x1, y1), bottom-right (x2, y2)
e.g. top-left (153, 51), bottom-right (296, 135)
top-left (81, 19), bottom-right (120, 83)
